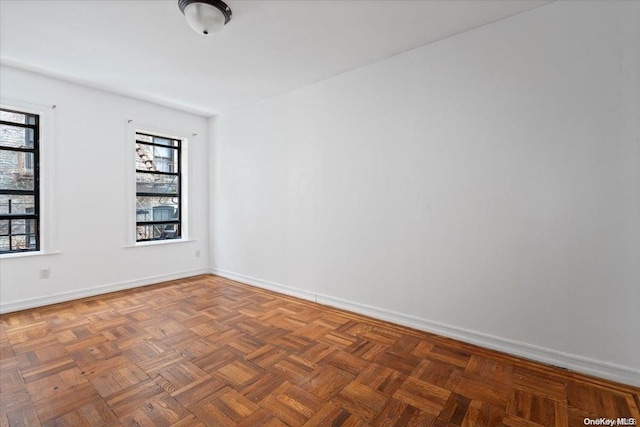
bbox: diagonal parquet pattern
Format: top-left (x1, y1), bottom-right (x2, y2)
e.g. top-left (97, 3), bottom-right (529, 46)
top-left (1, 275), bottom-right (638, 426)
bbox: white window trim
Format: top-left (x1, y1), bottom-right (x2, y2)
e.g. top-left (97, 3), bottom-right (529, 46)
top-left (0, 98), bottom-right (58, 258)
top-left (125, 121), bottom-right (190, 247)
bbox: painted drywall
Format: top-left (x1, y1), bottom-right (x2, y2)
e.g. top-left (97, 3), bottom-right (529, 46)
top-left (0, 66), bottom-right (210, 310)
top-left (212, 1), bottom-right (640, 383)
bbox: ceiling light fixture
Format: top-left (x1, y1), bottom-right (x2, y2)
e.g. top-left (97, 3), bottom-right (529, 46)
top-left (178, 0), bottom-right (232, 36)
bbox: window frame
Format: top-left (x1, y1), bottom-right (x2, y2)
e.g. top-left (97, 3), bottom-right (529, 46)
top-left (0, 107), bottom-right (40, 254)
top-left (134, 130), bottom-right (183, 243)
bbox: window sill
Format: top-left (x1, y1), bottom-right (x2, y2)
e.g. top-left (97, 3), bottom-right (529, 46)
top-left (0, 250), bottom-right (61, 260)
top-left (124, 239), bottom-right (196, 248)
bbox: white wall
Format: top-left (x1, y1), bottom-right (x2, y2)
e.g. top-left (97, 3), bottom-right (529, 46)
top-left (0, 66), bottom-right (210, 310)
top-left (212, 1), bottom-right (640, 384)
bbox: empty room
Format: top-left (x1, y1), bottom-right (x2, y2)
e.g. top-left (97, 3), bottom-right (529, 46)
top-left (1, 0), bottom-right (639, 426)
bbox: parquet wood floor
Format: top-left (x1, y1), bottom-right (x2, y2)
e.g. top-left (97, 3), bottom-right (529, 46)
top-left (1, 275), bottom-right (638, 426)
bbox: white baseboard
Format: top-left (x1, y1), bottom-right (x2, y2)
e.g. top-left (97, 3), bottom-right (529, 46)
top-left (211, 268), bottom-right (318, 302)
top-left (0, 268), bottom-right (211, 314)
top-left (211, 268), bottom-right (640, 387)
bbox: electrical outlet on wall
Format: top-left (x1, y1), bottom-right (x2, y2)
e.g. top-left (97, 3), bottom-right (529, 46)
top-left (195, 250), bottom-right (200, 258)
top-left (40, 268), bottom-right (50, 279)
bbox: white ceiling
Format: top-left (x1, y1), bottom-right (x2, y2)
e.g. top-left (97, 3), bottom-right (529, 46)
top-left (0, 0), bottom-right (550, 116)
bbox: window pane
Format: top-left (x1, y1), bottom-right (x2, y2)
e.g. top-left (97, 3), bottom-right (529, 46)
top-left (0, 219), bottom-right (36, 251)
top-left (0, 150), bottom-right (35, 190)
top-left (136, 223), bottom-right (180, 241)
top-left (0, 195), bottom-right (35, 214)
top-left (135, 133), bottom-right (178, 147)
top-left (136, 133), bottom-right (153, 143)
top-left (0, 124), bottom-right (35, 149)
top-left (0, 110), bottom-right (36, 125)
top-left (152, 137), bottom-right (178, 147)
top-left (153, 146), bottom-right (177, 173)
top-left (11, 234), bottom-right (36, 251)
top-left (136, 173), bottom-right (178, 195)
top-left (10, 218), bottom-right (36, 235)
top-left (136, 143), bottom-right (178, 173)
top-left (136, 196), bottom-right (179, 222)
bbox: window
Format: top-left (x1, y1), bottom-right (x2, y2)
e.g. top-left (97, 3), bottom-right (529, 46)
top-left (0, 108), bottom-right (40, 253)
top-left (135, 132), bottom-right (181, 242)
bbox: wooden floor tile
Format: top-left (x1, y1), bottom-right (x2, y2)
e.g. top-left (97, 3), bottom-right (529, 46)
top-left (298, 366), bottom-right (352, 400)
top-left (393, 375), bottom-right (450, 416)
top-left (355, 364), bottom-right (406, 396)
top-left (370, 397), bottom-right (422, 426)
top-left (216, 359), bottom-right (263, 386)
top-left (261, 384), bottom-right (324, 425)
top-left (334, 381), bottom-right (389, 422)
top-left (32, 382), bottom-right (102, 424)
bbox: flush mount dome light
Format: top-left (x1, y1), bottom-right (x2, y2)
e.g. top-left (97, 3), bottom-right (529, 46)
top-left (178, 0), bottom-right (232, 35)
